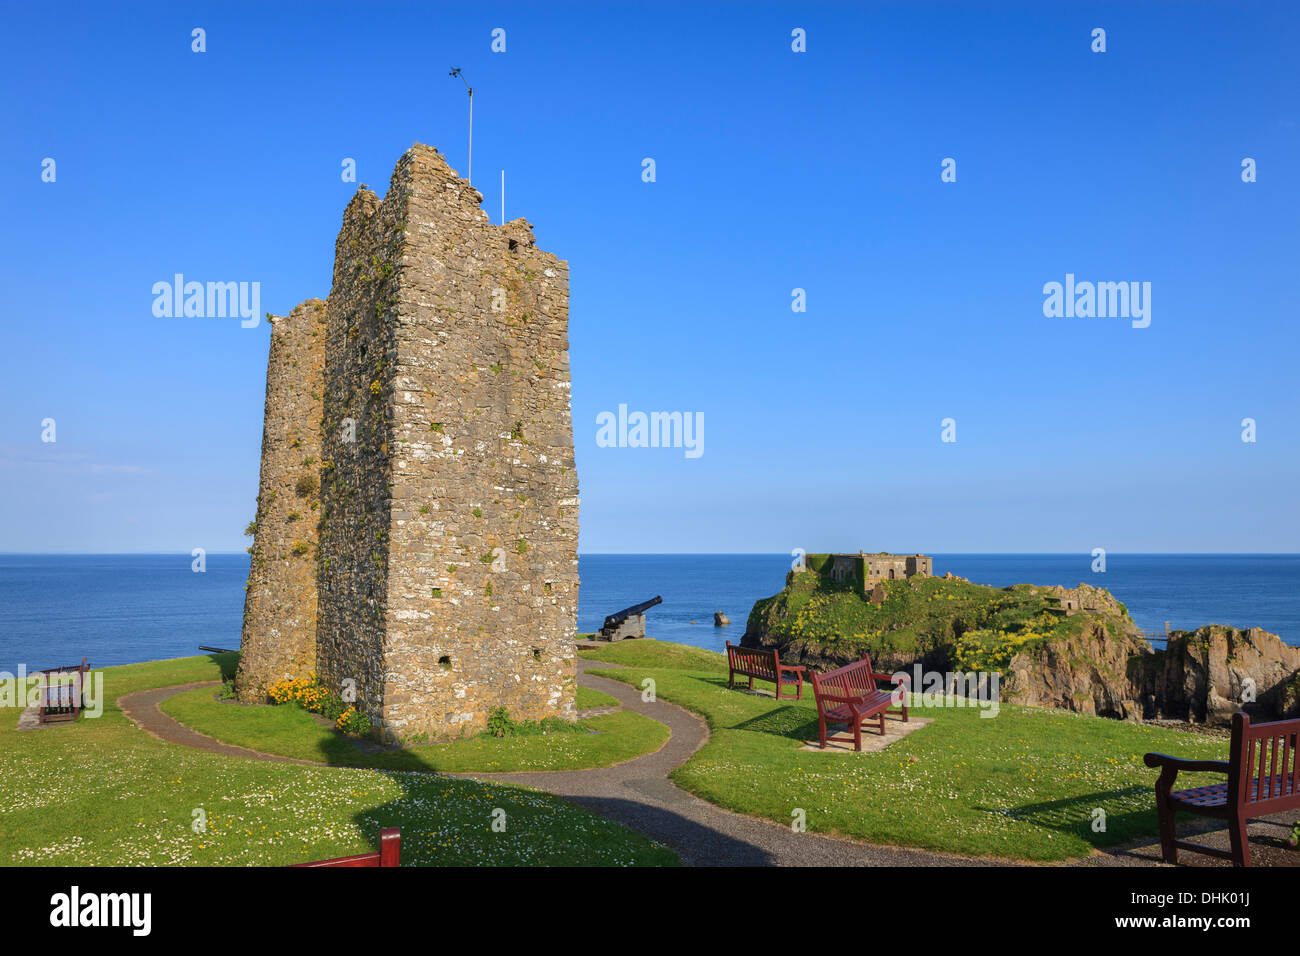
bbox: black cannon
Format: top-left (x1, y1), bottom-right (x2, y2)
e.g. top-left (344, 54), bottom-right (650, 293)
top-left (600, 595), bottom-right (663, 641)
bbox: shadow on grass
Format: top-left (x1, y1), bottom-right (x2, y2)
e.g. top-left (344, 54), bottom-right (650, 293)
top-left (347, 789), bottom-right (743, 866)
top-left (980, 785), bottom-right (1155, 845)
top-left (207, 652), bottom-right (239, 683)
top-left (697, 677), bottom-right (822, 740)
top-left (731, 706), bottom-right (821, 742)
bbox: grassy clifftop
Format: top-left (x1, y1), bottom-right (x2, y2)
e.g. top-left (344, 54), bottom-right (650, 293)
top-left (578, 638), bottom-right (1231, 861)
top-left (744, 564), bottom-right (1141, 674)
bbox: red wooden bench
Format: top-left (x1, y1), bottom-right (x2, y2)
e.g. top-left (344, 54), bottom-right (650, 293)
top-left (726, 641), bottom-right (807, 700)
top-left (38, 658), bottom-right (89, 724)
top-left (1144, 712), bottom-right (1300, 867)
top-left (291, 827), bottom-right (401, 867)
top-left (810, 655), bottom-right (908, 751)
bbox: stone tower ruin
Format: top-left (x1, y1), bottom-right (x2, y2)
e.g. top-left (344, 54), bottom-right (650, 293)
top-left (236, 144), bottom-right (579, 742)
top-left (235, 299), bottom-right (326, 701)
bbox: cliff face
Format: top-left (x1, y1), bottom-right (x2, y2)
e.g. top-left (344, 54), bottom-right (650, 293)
top-left (1150, 626), bottom-right (1300, 725)
top-left (1004, 621), bottom-right (1151, 720)
top-left (998, 582), bottom-right (1155, 719)
top-left (1009, 624), bottom-right (1300, 726)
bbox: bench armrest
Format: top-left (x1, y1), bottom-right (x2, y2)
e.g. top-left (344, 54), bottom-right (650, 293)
top-left (815, 692), bottom-right (855, 705)
top-left (1143, 753), bottom-right (1231, 774)
top-left (871, 672), bottom-right (905, 686)
top-left (778, 664), bottom-right (807, 673)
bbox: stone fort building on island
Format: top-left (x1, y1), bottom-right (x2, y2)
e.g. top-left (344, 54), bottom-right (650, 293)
top-left (824, 552), bottom-right (933, 585)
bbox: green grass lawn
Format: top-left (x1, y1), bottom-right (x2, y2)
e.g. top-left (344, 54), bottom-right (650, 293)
top-left (579, 639), bottom-right (725, 671)
top-left (161, 681), bottom-right (664, 773)
top-left (0, 653), bottom-right (677, 866)
top-left (575, 685), bottom-right (620, 709)
top-left (579, 641), bottom-right (1230, 862)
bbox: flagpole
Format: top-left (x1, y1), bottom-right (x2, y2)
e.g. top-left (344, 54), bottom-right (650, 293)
top-left (449, 68), bottom-right (473, 185)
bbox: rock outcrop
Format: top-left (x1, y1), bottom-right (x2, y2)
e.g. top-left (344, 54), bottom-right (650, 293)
top-left (1149, 625), bottom-right (1300, 725)
top-left (1035, 582), bottom-right (1129, 616)
top-left (1004, 620), bottom-right (1150, 719)
top-left (996, 624), bottom-right (1299, 726)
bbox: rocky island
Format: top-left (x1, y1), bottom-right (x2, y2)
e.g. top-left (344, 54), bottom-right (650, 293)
top-left (742, 553), bottom-right (1300, 727)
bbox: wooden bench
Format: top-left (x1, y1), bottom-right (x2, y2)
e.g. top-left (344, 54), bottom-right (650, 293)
top-left (38, 658), bottom-right (89, 724)
top-left (810, 655), bottom-right (908, 751)
top-left (726, 641), bottom-right (807, 700)
top-left (1144, 712), bottom-right (1300, 867)
top-left (291, 827), bottom-right (401, 867)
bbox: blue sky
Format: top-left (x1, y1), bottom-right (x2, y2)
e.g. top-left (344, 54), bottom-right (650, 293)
top-left (0, 1), bottom-right (1296, 554)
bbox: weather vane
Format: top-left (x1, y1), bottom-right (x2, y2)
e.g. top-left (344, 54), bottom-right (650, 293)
top-left (448, 67), bottom-right (473, 184)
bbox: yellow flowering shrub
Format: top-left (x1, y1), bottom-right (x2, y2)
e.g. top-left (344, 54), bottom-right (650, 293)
top-left (336, 707), bottom-right (372, 737)
top-left (268, 673), bottom-right (370, 736)
top-left (952, 628), bottom-right (1044, 672)
top-left (267, 672), bottom-right (341, 720)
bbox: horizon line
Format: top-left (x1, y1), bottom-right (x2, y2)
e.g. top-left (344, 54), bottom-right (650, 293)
top-left (2, 551), bottom-right (1298, 558)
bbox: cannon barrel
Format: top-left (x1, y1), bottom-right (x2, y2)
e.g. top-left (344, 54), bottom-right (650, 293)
top-left (603, 595), bottom-right (663, 630)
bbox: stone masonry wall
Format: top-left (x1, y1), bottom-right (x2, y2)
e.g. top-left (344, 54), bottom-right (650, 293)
top-left (235, 299), bottom-right (326, 701)
top-left (316, 186), bottom-right (395, 718)
top-left (318, 145), bottom-right (579, 742)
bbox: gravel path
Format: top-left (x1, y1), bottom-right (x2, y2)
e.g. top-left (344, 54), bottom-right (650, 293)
top-left (119, 682), bottom-right (319, 765)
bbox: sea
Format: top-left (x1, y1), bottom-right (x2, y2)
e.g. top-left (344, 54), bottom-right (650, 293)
top-left (0, 553), bottom-right (1296, 670)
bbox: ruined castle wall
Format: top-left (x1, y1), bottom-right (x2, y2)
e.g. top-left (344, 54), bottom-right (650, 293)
top-left (235, 299), bottom-right (326, 701)
top-left (316, 187), bottom-right (399, 716)
top-left (383, 146), bottom-right (578, 740)
top-left (319, 145), bottom-right (579, 741)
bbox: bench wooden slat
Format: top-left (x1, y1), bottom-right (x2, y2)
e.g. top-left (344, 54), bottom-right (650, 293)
top-left (1170, 774), bottom-right (1300, 809)
top-left (1267, 736), bottom-right (1279, 798)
